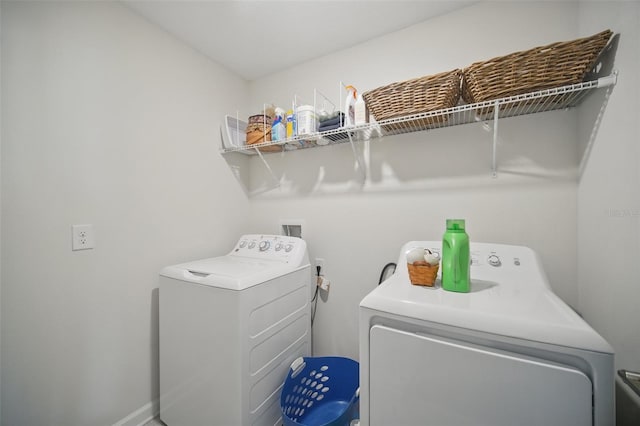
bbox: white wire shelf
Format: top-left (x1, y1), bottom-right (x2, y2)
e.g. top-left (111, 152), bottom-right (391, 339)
top-left (220, 73), bottom-right (617, 156)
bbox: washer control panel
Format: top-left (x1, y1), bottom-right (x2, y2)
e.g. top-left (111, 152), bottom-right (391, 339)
top-left (231, 234), bottom-right (306, 263)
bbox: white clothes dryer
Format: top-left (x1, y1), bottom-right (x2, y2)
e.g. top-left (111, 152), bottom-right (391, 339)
top-left (159, 234), bottom-right (311, 426)
top-left (359, 241), bottom-right (614, 426)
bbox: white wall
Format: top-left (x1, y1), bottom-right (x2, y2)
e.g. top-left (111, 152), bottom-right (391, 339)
top-left (1, 2), bottom-right (249, 425)
top-left (0, 3), bottom-right (3, 422)
top-left (245, 1), bottom-right (583, 359)
top-left (577, 1), bottom-right (640, 372)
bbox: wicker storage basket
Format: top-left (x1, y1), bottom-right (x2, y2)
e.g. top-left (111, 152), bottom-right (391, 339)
top-left (246, 114), bottom-right (281, 152)
top-left (407, 262), bottom-right (439, 287)
top-left (462, 30), bottom-right (612, 104)
top-left (362, 69), bottom-right (461, 130)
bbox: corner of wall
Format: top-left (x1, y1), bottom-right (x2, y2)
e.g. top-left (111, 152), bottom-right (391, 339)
top-left (0, 2), bottom-right (4, 422)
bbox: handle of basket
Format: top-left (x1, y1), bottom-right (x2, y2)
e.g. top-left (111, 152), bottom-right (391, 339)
top-left (289, 357), bottom-right (306, 379)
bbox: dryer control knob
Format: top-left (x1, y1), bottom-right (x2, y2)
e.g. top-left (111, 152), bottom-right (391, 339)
top-left (275, 243), bottom-right (284, 251)
top-left (488, 255), bottom-right (501, 267)
top-left (285, 244), bottom-right (294, 252)
top-left (259, 241), bottom-right (270, 251)
top-left (239, 240), bottom-right (247, 248)
top-left (248, 241), bottom-right (256, 249)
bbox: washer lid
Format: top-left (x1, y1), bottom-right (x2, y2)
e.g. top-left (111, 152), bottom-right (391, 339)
top-left (360, 241), bottom-right (613, 354)
top-left (160, 256), bottom-right (303, 290)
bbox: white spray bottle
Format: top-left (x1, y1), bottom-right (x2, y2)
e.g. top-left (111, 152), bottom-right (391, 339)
top-left (344, 85), bottom-right (357, 127)
top-left (354, 93), bottom-right (369, 125)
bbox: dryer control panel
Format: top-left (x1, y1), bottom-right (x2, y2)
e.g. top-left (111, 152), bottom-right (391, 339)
top-left (230, 234), bottom-right (307, 265)
top-left (400, 241), bottom-right (544, 287)
top-left (406, 241), bottom-right (531, 271)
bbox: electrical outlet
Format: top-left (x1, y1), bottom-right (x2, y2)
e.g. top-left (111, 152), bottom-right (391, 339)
top-left (72, 224), bottom-right (95, 251)
top-left (315, 258), bottom-right (325, 271)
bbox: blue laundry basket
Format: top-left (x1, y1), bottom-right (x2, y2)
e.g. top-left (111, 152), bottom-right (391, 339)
top-left (280, 356), bottom-right (360, 426)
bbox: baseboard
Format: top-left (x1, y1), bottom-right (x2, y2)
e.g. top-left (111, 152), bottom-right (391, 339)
top-left (112, 400), bottom-right (159, 426)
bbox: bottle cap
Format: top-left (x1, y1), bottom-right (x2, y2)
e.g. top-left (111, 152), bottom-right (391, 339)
top-left (446, 219), bottom-right (465, 231)
top-left (345, 85), bottom-right (357, 98)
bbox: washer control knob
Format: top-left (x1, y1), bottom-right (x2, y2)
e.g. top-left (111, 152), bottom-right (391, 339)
top-left (259, 240), bottom-right (270, 252)
top-left (285, 243), bottom-right (294, 253)
top-left (239, 240), bottom-right (247, 248)
top-left (248, 241), bottom-right (256, 249)
top-left (487, 255), bottom-right (501, 267)
top-left (275, 243), bottom-right (284, 251)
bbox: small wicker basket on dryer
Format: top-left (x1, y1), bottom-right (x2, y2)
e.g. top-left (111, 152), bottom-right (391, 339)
top-left (461, 29), bottom-right (613, 104)
top-left (408, 262), bottom-right (439, 287)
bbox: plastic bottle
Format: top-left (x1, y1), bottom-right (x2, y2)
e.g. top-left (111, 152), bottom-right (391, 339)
top-left (344, 85), bottom-right (357, 127)
top-left (271, 115), bottom-right (285, 142)
top-left (296, 105), bottom-right (317, 135)
top-left (441, 219), bottom-right (470, 293)
top-left (354, 93), bottom-right (369, 125)
top-left (286, 109), bottom-right (297, 138)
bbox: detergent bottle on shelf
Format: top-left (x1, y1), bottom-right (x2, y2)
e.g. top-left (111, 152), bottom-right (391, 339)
top-left (354, 92), bottom-right (369, 125)
top-left (344, 85), bottom-right (357, 127)
top-left (271, 114), bottom-right (285, 142)
top-left (285, 109), bottom-right (297, 139)
top-left (441, 219), bottom-right (471, 293)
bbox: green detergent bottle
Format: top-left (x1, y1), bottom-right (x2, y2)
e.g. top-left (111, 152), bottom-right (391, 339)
top-left (441, 219), bottom-right (470, 293)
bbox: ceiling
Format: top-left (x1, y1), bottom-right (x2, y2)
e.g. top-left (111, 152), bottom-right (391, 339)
top-left (122, 0), bottom-right (475, 81)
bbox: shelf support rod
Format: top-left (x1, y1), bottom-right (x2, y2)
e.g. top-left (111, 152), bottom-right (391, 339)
top-left (347, 131), bottom-right (366, 182)
top-left (492, 100), bottom-right (500, 178)
top-left (254, 147), bottom-right (280, 188)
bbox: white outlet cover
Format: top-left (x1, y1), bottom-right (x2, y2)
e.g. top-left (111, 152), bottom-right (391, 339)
top-left (72, 224), bottom-right (95, 251)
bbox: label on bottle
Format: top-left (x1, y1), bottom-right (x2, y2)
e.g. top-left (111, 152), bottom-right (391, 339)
top-left (272, 121), bottom-right (284, 142)
top-left (297, 107), bottom-right (317, 135)
top-left (354, 102), bottom-right (369, 125)
top-left (286, 112), bottom-right (296, 138)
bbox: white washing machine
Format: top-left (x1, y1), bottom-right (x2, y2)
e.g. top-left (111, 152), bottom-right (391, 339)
top-left (359, 241), bottom-right (614, 426)
top-left (159, 234), bottom-right (311, 426)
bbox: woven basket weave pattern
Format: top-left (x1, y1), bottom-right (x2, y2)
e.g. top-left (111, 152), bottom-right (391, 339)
top-left (363, 69), bottom-right (462, 122)
top-left (246, 124), bottom-right (282, 152)
top-left (461, 30), bottom-right (612, 104)
top-left (407, 263), bottom-right (439, 287)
